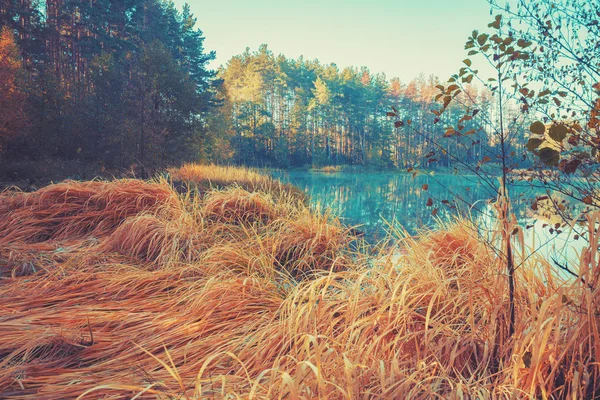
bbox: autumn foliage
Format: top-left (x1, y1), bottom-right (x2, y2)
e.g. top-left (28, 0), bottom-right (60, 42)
top-left (0, 26), bottom-right (27, 146)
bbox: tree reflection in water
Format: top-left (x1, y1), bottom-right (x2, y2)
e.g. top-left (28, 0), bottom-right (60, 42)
top-left (273, 171), bottom-right (584, 266)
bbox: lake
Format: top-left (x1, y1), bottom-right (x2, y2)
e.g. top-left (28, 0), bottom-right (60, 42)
top-left (272, 170), bottom-right (584, 264)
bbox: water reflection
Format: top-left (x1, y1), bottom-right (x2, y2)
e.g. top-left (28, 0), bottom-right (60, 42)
top-left (272, 171), bottom-right (584, 264)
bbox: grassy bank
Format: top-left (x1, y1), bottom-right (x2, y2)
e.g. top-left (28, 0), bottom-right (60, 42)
top-left (0, 164), bottom-right (599, 399)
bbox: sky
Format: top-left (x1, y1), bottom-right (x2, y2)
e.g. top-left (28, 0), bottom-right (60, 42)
top-left (173, 0), bottom-right (495, 83)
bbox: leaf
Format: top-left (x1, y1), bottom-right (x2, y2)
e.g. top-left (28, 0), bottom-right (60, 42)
top-left (432, 208), bottom-right (438, 217)
top-left (538, 148), bottom-right (560, 166)
top-left (488, 15), bottom-right (501, 29)
top-left (463, 59), bottom-right (472, 67)
top-left (468, 50), bottom-right (478, 56)
top-left (481, 156), bottom-right (492, 163)
top-left (443, 96), bottom-right (452, 109)
top-left (447, 84), bottom-right (459, 92)
top-left (517, 39), bottom-right (532, 48)
top-left (386, 112), bottom-right (397, 117)
top-left (477, 33), bottom-right (489, 46)
top-left (530, 121), bottom-right (546, 135)
top-left (422, 184), bottom-right (429, 191)
top-left (539, 89), bottom-right (552, 97)
top-left (548, 124), bottom-right (567, 142)
top-left (526, 138), bottom-right (544, 151)
top-left (444, 128), bottom-right (457, 137)
top-left (568, 135), bottom-right (580, 146)
top-left (583, 196), bottom-right (594, 205)
top-left (394, 120), bottom-right (404, 128)
top-left (426, 198), bottom-right (433, 207)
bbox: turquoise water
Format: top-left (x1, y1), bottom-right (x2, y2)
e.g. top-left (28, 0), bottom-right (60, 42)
top-left (272, 171), bottom-right (584, 265)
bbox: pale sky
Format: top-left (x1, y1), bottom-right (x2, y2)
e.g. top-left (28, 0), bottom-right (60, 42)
top-left (173, 0), bottom-right (495, 82)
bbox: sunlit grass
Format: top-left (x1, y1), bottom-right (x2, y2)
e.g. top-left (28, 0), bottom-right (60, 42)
top-left (168, 163), bottom-right (307, 202)
top-left (0, 166), bottom-right (598, 399)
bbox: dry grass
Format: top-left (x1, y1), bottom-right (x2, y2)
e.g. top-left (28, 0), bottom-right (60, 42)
top-left (311, 165), bottom-right (345, 173)
top-left (0, 169), bottom-right (599, 399)
top-left (169, 163), bottom-right (307, 202)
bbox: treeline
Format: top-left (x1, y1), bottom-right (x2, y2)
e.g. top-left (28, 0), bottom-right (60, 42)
top-left (0, 0), bottom-right (215, 175)
top-left (1, 1), bottom-right (531, 173)
top-left (208, 45), bottom-right (529, 170)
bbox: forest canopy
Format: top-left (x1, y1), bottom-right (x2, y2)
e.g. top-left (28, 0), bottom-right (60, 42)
top-left (0, 0), bottom-right (215, 176)
top-left (208, 45), bottom-right (531, 170)
top-left (1, 1), bottom-right (536, 175)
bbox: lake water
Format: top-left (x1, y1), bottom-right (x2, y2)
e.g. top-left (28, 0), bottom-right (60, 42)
top-left (272, 171), bottom-right (584, 265)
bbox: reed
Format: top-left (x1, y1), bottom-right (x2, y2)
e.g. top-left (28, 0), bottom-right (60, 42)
top-left (0, 167), bottom-right (598, 399)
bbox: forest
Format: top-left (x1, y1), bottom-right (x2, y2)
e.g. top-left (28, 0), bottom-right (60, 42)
top-left (2, 0), bottom-right (600, 399)
top-left (209, 45), bottom-right (525, 169)
top-left (1, 0), bottom-right (533, 175)
top-left (0, 0), bottom-right (215, 177)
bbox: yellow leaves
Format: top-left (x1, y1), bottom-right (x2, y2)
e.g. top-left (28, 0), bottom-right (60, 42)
top-left (0, 26), bottom-right (27, 138)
